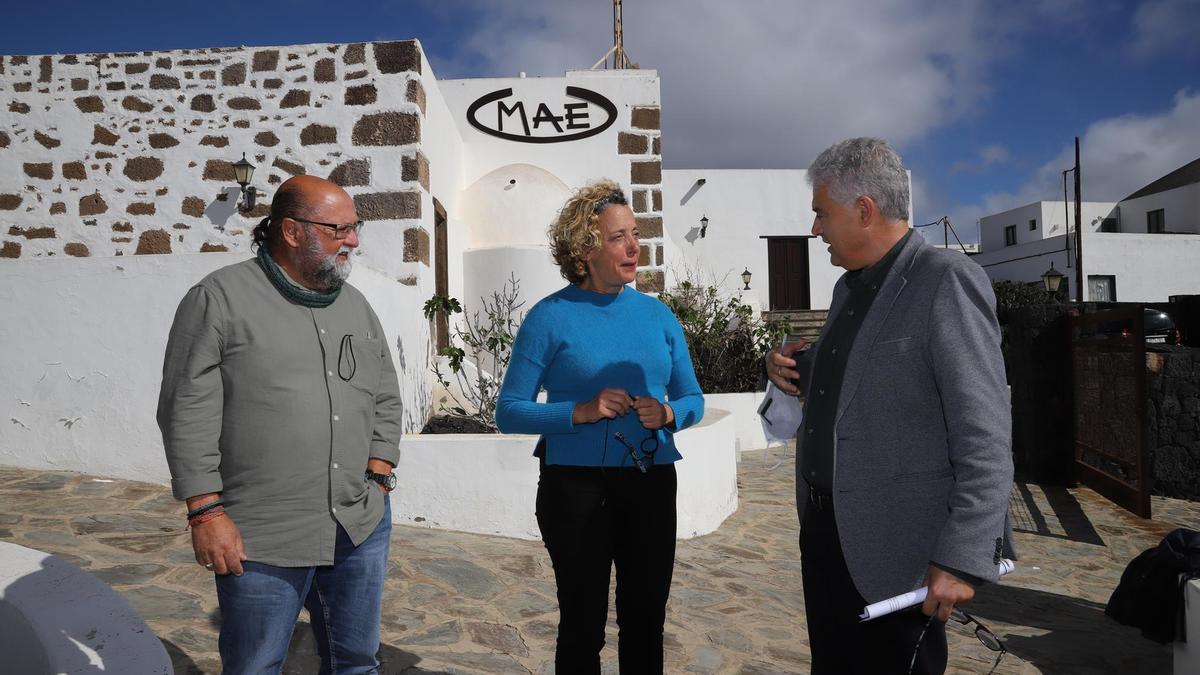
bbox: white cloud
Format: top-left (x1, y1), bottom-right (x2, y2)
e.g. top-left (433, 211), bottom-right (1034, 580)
top-left (944, 90), bottom-right (1200, 240)
top-left (422, 0), bottom-right (1092, 169)
top-left (1129, 0), bottom-right (1200, 61)
top-left (950, 143), bottom-right (1011, 175)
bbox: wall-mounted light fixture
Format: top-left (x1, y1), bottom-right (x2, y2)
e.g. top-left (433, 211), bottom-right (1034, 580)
top-left (231, 153), bottom-right (258, 212)
top-left (696, 178), bottom-right (706, 186)
top-left (700, 215), bottom-right (709, 238)
top-left (742, 268), bottom-right (752, 290)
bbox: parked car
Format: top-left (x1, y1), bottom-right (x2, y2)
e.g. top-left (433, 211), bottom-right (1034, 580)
top-left (1143, 308), bottom-right (1182, 344)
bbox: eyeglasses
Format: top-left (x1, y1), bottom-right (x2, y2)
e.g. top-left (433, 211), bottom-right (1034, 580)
top-left (613, 431), bottom-right (659, 474)
top-left (908, 608), bottom-right (1006, 674)
top-left (286, 216), bottom-right (365, 240)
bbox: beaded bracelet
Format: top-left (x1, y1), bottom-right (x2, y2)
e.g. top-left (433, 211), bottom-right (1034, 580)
top-left (186, 500), bottom-right (224, 520)
top-left (188, 507), bottom-right (227, 528)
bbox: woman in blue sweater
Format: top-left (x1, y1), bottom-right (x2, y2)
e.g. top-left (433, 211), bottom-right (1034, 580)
top-left (496, 180), bottom-right (704, 673)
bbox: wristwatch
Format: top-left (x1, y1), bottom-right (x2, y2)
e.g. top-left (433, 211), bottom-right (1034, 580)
top-left (365, 470), bottom-right (397, 492)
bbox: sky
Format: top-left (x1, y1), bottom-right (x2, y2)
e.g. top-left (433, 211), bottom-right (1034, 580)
top-left (4, 0), bottom-right (1199, 244)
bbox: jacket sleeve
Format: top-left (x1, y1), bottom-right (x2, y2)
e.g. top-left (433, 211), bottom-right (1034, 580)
top-left (368, 308), bottom-right (403, 466)
top-left (927, 261), bottom-right (1014, 581)
top-left (157, 285), bottom-right (226, 501)
top-left (495, 305), bottom-right (576, 434)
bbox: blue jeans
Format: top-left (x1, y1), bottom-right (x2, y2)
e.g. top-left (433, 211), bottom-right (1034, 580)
top-left (215, 498), bottom-right (391, 675)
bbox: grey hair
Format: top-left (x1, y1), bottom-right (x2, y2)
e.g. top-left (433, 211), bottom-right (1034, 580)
top-left (806, 137), bottom-right (910, 222)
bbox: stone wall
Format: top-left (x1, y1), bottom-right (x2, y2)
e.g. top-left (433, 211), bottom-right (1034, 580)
top-left (0, 41), bottom-right (428, 279)
top-left (621, 106), bottom-right (665, 293)
top-left (1147, 345), bottom-right (1200, 500)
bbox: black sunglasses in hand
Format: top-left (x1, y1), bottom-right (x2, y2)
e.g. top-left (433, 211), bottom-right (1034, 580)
top-left (613, 431), bottom-right (658, 474)
top-left (909, 607), bottom-right (1006, 674)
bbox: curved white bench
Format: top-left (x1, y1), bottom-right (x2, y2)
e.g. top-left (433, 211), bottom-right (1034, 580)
top-left (395, 408), bottom-right (738, 540)
top-left (0, 542), bottom-right (171, 674)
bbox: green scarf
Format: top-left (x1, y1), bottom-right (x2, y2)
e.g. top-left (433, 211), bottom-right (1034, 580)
top-left (255, 245), bottom-right (341, 308)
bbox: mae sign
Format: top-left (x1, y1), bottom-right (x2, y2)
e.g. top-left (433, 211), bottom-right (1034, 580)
top-left (466, 86), bottom-right (617, 144)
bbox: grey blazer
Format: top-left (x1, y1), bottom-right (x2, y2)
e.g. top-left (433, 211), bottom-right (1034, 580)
top-left (796, 231), bottom-right (1013, 603)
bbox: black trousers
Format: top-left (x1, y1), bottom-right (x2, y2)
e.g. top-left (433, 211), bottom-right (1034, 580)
top-left (536, 462), bottom-right (678, 675)
top-left (801, 503), bottom-right (948, 675)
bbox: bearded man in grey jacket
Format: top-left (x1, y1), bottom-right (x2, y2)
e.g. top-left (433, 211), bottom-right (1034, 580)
top-left (158, 175), bottom-right (403, 673)
top-left (766, 138), bottom-right (1013, 674)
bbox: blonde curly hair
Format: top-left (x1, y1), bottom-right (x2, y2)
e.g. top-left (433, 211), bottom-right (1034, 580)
top-left (549, 179), bottom-right (629, 284)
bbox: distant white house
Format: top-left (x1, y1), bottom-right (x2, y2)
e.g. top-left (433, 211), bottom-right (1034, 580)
top-left (972, 157), bottom-right (1200, 302)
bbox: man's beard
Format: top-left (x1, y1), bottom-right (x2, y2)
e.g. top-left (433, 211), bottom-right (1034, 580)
top-left (301, 235), bottom-right (353, 292)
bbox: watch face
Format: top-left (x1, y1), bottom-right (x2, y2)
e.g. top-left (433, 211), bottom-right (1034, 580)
top-left (383, 473), bottom-right (397, 490)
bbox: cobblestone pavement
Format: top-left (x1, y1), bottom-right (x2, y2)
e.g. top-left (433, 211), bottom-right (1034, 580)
top-left (1, 450), bottom-right (1196, 674)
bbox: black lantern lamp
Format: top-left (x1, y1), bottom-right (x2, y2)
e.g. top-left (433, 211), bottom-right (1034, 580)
top-left (1042, 261), bottom-right (1064, 300)
top-left (232, 153), bottom-right (257, 211)
top-left (700, 215), bottom-right (709, 238)
top-left (741, 268), bottom-right (752, 290)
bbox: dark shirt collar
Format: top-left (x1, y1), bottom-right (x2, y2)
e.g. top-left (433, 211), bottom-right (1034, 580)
top-left (845, 229), bottom-right (913, 291)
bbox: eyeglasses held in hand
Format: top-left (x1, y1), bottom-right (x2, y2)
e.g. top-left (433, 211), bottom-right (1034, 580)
top-left (909, 607), bottom-right (1006, 674)
top-left (288, 216), bottom-right (366, 240)
top-left (613, 431), bottom-right (659, 474)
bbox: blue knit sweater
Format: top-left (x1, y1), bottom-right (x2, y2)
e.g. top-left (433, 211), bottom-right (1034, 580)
top-left (496, 284), bottom-right (705, 467)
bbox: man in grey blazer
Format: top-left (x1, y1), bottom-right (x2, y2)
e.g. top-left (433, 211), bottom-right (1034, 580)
top-left (766, 137), bottom-right (1012, 674)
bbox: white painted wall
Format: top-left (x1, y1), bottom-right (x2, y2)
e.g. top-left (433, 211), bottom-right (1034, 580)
top-left (972, 233), bottom-right (1078, 299)
top-left (395, 409), bottom-right (738, 540)
top-left (704, 394), bottom-right (769, 452)
top-left (1082, 233), bottom-right (1200, 301)
top-left (1118, 182), bottom-right (1200, 234)
top-left (980, 201), bottom-right (1117, 253)
top-left (0, 253), bottom-right (431, 481)
top-left (462, 246), bottom-right (563, 323)
top-left (0, 541), bottom-right (171, 674)
top-left (417, 52), bottom-right (469, 307)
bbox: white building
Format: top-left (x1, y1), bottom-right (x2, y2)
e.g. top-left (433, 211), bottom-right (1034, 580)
top-left (973, 157), bottom-right (1200, 301)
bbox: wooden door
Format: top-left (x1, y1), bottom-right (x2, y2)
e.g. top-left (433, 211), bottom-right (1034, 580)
top-left (767, 237), bottom-right (811, 310)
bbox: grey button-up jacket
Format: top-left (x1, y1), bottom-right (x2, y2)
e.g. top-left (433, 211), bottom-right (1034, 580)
top-left (157, 259), bottom-right (403, 566)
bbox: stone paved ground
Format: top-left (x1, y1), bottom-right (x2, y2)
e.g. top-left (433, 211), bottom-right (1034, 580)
top-left (1, 450), bottom-right (1197, 674)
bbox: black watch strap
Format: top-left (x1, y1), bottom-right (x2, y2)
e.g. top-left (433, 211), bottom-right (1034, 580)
top-left (365, 470), bottom-right (396, 491)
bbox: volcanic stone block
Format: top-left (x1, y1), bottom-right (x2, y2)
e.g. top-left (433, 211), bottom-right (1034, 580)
top-left (630, 161), bottom-right (661, 185)
top-left (156, 57), bottom-right (172, 69)
top-left (403, 227), bottom-right (430, 265)
top-left (0, 195), bottom-right (22, 210)
top-left (631, 107), bottom-right (660, 130)
top-left (374, 41), bottom-right (421, 74)
top-left (227, 97), bottom-right (260, 111)
top-left (39, 55), bottom-right (52, 82)
top-left (71, 78), bottom-right (89, 91)
top-left (200, 135), bottom-right (229, 147)
top-left (200, 242), bottom-right (228, 252)
top-left (202, 160), bottom-right (234, 181)
top-left (8, 226), bottom-right (55, 239)
top-left (149, 74), bottom-right (179, 89)
top-left (9, 101), bottom-right (30, 114)
top-left (50, 202), bottom-right (67, 215)
top-left (632, 190), bottom-right (647, 213)
top-left (252, 50), bottom-right (279, 72)
top-left (401, 152), bottom-right (430, 191)
top-left (280, 89), bottom-right (310, 108)
top-left (79, 194), bottom-right (108, 216)
top-left (636, 270), bottom-right (664, 294)
top-left (64, 242), bottom-right (90, 257)
top-left (328, 159), bottom-right (370, 187)
top-left (300, 124), bottom-right (337, 145)
top-left (127, 202), bottom-right (156, 215)
top-left (190, 94), bottom-right (215, 112)
top-left (344, 84), bottom-right (377, 106)
top-left (106, 82), bottom-right (126, 91)
top-left (636, 216), bottom-right (663, 238)
top-left (354, 191), bottom-right (421, 221)
top-left (1, 241), bottom-right (21, 258)
top-left (92, 124), bottom-right (119, 145)
top-left (406, 79), bottom-right (426, 114)
top-left (653, 136), bottom-right (661, 155)
top-left (148, 133), bottom-right (178, 149)
top-left (222, 63), bottom-right (246, 86)
top-left (13, 83), bottom-right (32, 92)
top-left (271, 158), bottom-right (305, 177)
top-left (123, 157), bottom-right (164, 182)
top-left (62, 162), bottom-right (87, 180)
top-left (34, 131), bottom-right (61, 149)
top-left (263, 78), bottom-right (283, 89)
top-left (125, 62), bottom-right (149, 74)
top-left (652, 189), bottom-right (662, 211)
top-left (74, 96), bottom-right (105, 112)
top-left (618, 132), bottom-right (648, 154)
top-left (122, 96), bottom-right (154, 112)
top-left (314, 58), bottom-right (336, 83)
top-left (352, 112), bottom-right (419, 146)
top-left (343, 43), bottom-right (365, 65)
top-left (181, 196), bottom-right (206, 217)
top-left (135, 229), bottom-right (171, 255)
top-left (254, 131), bottom-right (279, 147)
top-left (24, 163), bottom-right (54, 179)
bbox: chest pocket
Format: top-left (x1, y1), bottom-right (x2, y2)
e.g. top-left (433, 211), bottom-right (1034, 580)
top-left (868, 336), bottom-right (914, 359)
top-left (340, 335), bottom-right (384, 395)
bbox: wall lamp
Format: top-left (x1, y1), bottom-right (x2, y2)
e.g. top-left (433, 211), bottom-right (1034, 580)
top-left (232, 153), bottom-right (259, 212)
top-left (741, 268), bottom-right (752, 290)
top-left (1042, 260), bottom-right (1064, 300)
top-left (700, 215), bottom-right (709, 238)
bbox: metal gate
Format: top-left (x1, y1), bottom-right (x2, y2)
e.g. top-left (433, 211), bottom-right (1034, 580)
top-left (1070, 306), bottom-right (1151, 517)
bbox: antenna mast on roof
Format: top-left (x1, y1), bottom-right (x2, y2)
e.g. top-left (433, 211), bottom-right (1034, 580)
top-left (591, 0), bottom-right (636, 70)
